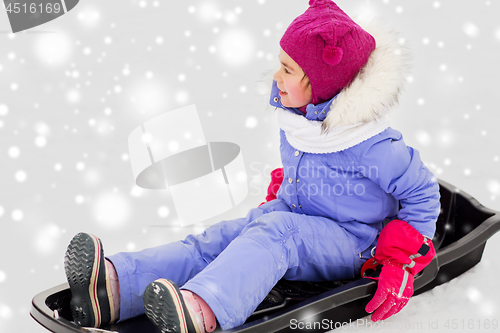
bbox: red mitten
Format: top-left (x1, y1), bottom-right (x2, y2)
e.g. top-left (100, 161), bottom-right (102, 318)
top-left (258, 167), bottom-right (284, 207)
top-left (364, 220), bottom-right (436, 321)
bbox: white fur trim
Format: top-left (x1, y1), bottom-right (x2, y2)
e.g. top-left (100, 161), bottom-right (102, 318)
top-left (322, 18), bottom-right (412, 131)
top-left (255, 62), bottom-right (280, 112)
top-left (277, 108), bottom-right (390, 154)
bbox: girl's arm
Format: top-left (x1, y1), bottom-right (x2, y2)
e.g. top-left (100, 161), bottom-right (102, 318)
top-left (359, 132), bottom-right (441, 238)
top-left (359, 131), bottom-right (440, 321)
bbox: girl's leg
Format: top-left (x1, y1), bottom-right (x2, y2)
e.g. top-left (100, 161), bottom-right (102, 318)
top-left (180, 211), bottom-right (372, 330)
top-left (107, 199), bottom-right (291, 321)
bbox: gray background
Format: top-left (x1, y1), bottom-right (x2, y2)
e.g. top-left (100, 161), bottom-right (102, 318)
top-left (1, 0), bottom-right (499, 332)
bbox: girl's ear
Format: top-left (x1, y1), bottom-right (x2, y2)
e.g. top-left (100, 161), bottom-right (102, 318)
top-left (304, 77), bottom-right (311, 90)
top-left (303, 74), bottom-right (312, 91)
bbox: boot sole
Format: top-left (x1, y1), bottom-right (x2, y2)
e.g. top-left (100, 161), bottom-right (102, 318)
top-left (143, 279), bottom-right (198, 333)
top-left (64, 233), bottom-right (114, 327)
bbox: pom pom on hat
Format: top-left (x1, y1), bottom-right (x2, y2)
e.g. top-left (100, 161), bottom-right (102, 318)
top-left (323, 45), bottom-right (343, 65)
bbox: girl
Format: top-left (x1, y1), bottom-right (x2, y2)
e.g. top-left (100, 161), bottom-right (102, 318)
top-left (64, 1), bottom-right (440, 332)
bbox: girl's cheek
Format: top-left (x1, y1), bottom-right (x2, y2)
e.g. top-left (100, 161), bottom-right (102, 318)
top-left (288, 86), bottom-right (300, 99)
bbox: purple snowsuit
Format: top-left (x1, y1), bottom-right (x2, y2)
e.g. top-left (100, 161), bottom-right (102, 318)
top-left (108, 80), bottom-right (440, 330)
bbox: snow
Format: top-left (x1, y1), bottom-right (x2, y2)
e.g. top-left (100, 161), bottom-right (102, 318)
top-left (75, 161), bottom-right (85, 171)
top-left (463, 22), bottom-right (480, 38)
top-left (0, 0), bottom-right (499, 332)
top-left (34, 32), bottom-right (73, 66)
top-left (246, 116), bottom-right (258, 129)
top-left (74, 195), bottom-right (85, 204)
top-left (14, 170), bottom-right (27, 182)
top-left (35, 136), bottom-right (47, 148)
top-left (8, 146), bottom-right (20, 158)
top-left (10, 209), bottom-right (24, 222)
top-left (157, 206), bottom-right (170, 218)
top-left (92, 191), bottom-right (131, 229)
top-left (0, 104), bottom-right (8, 116)
top-left (35, 224), bottom-right (63, 255)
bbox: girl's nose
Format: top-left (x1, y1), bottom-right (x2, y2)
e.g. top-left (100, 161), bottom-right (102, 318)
top-left (273, 71), bottom-right (280, 82)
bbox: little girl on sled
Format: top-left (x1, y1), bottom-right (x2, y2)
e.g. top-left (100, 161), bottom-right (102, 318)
top-left (64, 1), bottom-right (440, 332)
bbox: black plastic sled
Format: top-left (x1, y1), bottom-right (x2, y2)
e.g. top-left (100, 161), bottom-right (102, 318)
top-left (31, 179), bottom-right (500, 333)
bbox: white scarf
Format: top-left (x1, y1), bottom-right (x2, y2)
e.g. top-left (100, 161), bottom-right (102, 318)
top-left (277, 108), bottom-right (390, 154)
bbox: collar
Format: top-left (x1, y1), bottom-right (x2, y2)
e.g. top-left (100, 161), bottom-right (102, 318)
top-left (269, 80), bottom-right (337, 122)
top-left (276, 106), bottom-right (390, 154)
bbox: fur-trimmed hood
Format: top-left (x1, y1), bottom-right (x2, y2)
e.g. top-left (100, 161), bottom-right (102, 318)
top-left (260, 18), bottom-right (411, 132)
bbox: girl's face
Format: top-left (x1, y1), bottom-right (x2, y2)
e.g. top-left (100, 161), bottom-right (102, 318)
top-left (273, 48), bottom-right (312, 108)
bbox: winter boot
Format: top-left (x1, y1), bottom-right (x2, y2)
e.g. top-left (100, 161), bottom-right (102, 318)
top-left (143, 279), bottom-right (217, 333)
top-left (64, 232), bottom-right (117, 327)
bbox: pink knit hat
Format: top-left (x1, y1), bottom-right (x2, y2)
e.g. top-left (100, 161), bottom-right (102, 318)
top-left (280, 0), bottom-right (376, 106)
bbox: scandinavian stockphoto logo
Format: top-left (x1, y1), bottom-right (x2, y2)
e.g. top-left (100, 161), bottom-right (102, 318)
top-left (3, 0), bottom-right (79, 33)
top-left (128, 105), bottom-right (249, 226)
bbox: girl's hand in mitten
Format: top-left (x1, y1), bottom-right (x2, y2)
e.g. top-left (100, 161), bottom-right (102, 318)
top-left (365, 262), bottom-right (414, 321)
top-left (258, 167), bottom-right (284, 206)
top-left (363, 220), bottom-right (436, 322)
